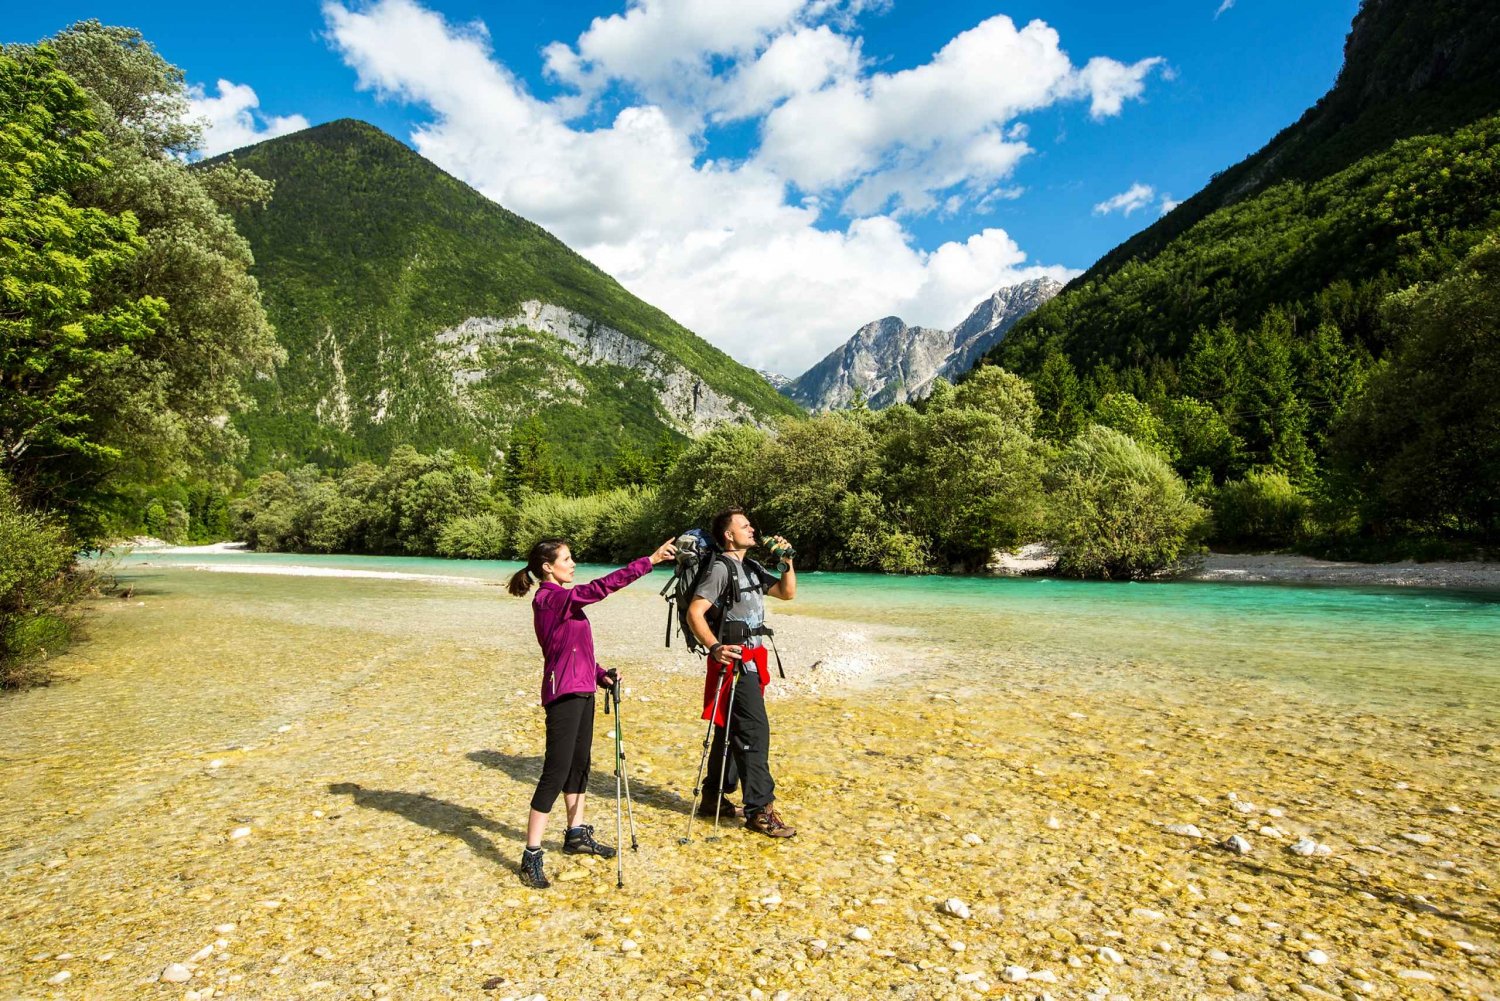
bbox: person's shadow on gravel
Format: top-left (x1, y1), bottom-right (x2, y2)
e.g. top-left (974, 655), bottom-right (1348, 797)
top-left (327, 782), bottom-right (527, 867)
top-left (466, 750), bottom-right (695, 816)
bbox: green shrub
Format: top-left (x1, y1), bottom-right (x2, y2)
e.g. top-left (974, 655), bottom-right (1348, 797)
top-left (436, 512), bottom-right (512, 560)
top-left (1213, 469), bottom-right (1311, 547)
top-left (1046, 425), bottom-right (1208, 579)
top-left (1, 478), bottom-right (90, 688)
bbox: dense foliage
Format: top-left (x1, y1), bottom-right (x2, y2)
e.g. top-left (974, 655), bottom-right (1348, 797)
top-left (232, 372), bottom-right (1208, 578)
top-left (986, 86), bottom-right (1500, 548)
top-left (219, 119), bottom-right (800, 479)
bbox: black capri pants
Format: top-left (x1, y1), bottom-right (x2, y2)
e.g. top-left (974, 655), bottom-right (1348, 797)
top-left (530, 692), bottom-right (595, 813)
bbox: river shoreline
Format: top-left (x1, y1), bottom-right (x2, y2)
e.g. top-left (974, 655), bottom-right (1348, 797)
top-left (123, 538), bottom-right (1500, 591)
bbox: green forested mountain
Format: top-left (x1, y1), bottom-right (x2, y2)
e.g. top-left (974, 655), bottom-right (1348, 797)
top-left (986, 0), bottom-right (1500, 542)
top-left (214, 119), bottom-right (800, 481)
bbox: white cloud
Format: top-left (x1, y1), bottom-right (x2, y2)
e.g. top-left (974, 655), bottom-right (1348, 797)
top-left (543, 0), bottom-right (808, 109)
top-left (1215, 0), bottom-right (1236, 18)
top-left (1160, 194), bottom-right (1182, 214)
top-left (322, 0), bottom-right (1136, 374)
top-left (711, 25), bottom-right (862, 121)
top-left (1093, 182), bottom-right (1156, 216)
top-left (188, 80), bottom-right (309, 157)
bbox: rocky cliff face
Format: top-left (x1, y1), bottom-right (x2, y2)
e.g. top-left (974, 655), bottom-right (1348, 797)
top-left (786, 277), bottom-right (1061, 411)
top-left (435, 301), bottom-right (769, 435)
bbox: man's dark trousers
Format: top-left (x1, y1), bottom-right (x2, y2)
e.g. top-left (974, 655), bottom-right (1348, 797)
top-left (704, 662), bottom-right (775, 812)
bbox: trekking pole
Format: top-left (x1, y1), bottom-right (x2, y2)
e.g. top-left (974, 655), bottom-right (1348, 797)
top-left (613, 685), bottom-right (639, 853)
top-left (612, 682), bottom-right (626, 889)
top-left (707, 660), bottom-right (742, 843)
top-left (681, 665), bottom-right (731, 845)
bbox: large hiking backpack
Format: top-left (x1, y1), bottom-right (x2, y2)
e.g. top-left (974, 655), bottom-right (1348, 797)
top-left (660, 529), bottom-right (785, 676)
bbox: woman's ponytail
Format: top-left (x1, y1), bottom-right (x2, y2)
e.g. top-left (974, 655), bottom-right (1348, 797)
top-left (506, 567), bottom-right (535, 596)
top-left (507, 538), bottom-right (569, 597)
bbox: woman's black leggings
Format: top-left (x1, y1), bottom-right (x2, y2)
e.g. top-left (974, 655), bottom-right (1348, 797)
top-left (530, 692), bottom-right (595, 813)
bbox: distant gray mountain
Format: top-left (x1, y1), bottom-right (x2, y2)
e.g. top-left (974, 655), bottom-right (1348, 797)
top-left (757, 369), bottom-right (793, 392)
top-left (785, 277), bottom-right (1062, 411)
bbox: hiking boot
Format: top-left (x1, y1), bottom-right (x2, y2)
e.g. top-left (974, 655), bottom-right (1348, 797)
top-left (745, 806), bottom-right (796, 838)
top-left (697, 795), bottom-right (746, 819)
top-left (562, 824), bottom-right (616, 858)
top-left (519, 847), bottom-right (550, 888)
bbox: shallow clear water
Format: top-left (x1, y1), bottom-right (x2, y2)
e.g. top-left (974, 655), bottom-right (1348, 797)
top-left (112, 549), bottom-right (1500, 725)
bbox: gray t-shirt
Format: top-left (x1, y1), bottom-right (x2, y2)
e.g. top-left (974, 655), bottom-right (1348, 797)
top-left (693, 557), bottom-right (771, 648)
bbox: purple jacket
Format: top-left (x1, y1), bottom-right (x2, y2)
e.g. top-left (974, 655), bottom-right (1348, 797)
top-left (532, 557), bottom-right (653, 706)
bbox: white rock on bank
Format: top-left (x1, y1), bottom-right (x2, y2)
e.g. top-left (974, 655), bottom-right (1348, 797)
top-left (850, 927), bottom-right (872, 942)
top-left (1223, 835), bottom-right (1253, 855)
top-left (1002, 965), bottom-right (1029, 982)
top-left (941, 898), bottom-right (971, 920)
top-left (1304, 950), bottom-right (1330, 966)
top-left (161, 963), bottom-right (193, 983)
top-left (1165, 823), bottom-right (1204, 839)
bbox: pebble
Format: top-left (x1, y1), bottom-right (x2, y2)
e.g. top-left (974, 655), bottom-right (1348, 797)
top-left (1402, 832), bottom-right (1435, 845)
top-left (760, 893), bottom-right (783, 906)
top-left (1397, 970), bottom-right (1437, 981)
top-left (229, 826), bottom-right (252, 840)
top-left (962, 833), bottom-right (984, 846)
top-left (1207, 949), bottom-right (1231, 963)
top-left (941, 898), bottom-right (971, 920)
top-left (1165, 823), bottom-right (1203, 838)
top-left (213, 923), bottom-right (236, 934)
top-left (189, 944), bottom-right (215, 962)
top-left (1129, 907), bottom-right (1165, 921)
top-left (48, 972), bottom-right (71, 985)
top-left (162, 963), bottom-right (193, 983)
top-left (1288, 838), bottom-right (1330, 857)
top-left (1030, 969), bottom-right (1058, 983)
top-left (850, 927), bottom-right (872, 942)
top-left (1045, 815), bottom-right (1061, 830)
top-left (1002, 965), bottom-right (1029, 982)
top-left (1259, 825), bottom-right (1284, 838)
top-left (1096, 947), bottom-right (1124, 964)
top-left (1229, 974), bottom-right (1257, 990)
top-left (1222, 835), bottom-right (1252, 855)
top-left (619, 939), bottom-right (638, 952)
top-left (1304, 950), bottom-right (1330, 965)
top-left (947, 940), bottom-right (965, 952)
top-left (876, 853), bottom-right (896, 865)
top-left (1266, 807), bottom-right (1284, 818)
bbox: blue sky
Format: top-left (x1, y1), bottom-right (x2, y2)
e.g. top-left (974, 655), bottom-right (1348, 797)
top-left (6, 0), bottom-right (1360, 374)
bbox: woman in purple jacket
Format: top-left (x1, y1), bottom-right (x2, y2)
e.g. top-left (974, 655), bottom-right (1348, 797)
top-left (506, 536), bottom-right (676, 888)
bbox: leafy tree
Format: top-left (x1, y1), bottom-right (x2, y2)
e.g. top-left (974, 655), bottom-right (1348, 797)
top-left (1094, 392), bottom-right (1178, 463)
top-left (40, 22), bottom-right (283, 515)
top-left (1046, 426), bottom-right (1207, 579)
top-left (1029, 350), bottom-right (1087, 442)
top-left (953, 366), bottom-right (1040, 433)
top-left (656, 424), bottom-right (772, 532)
top-left (0, 44), bottom-right (165, 516)
top-left (754, 413), bottom-right (876, 567)
top-left (1331, 233), bottom-right (1500, 538)
top-left (873, 404), bottom-right (1046, 568)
